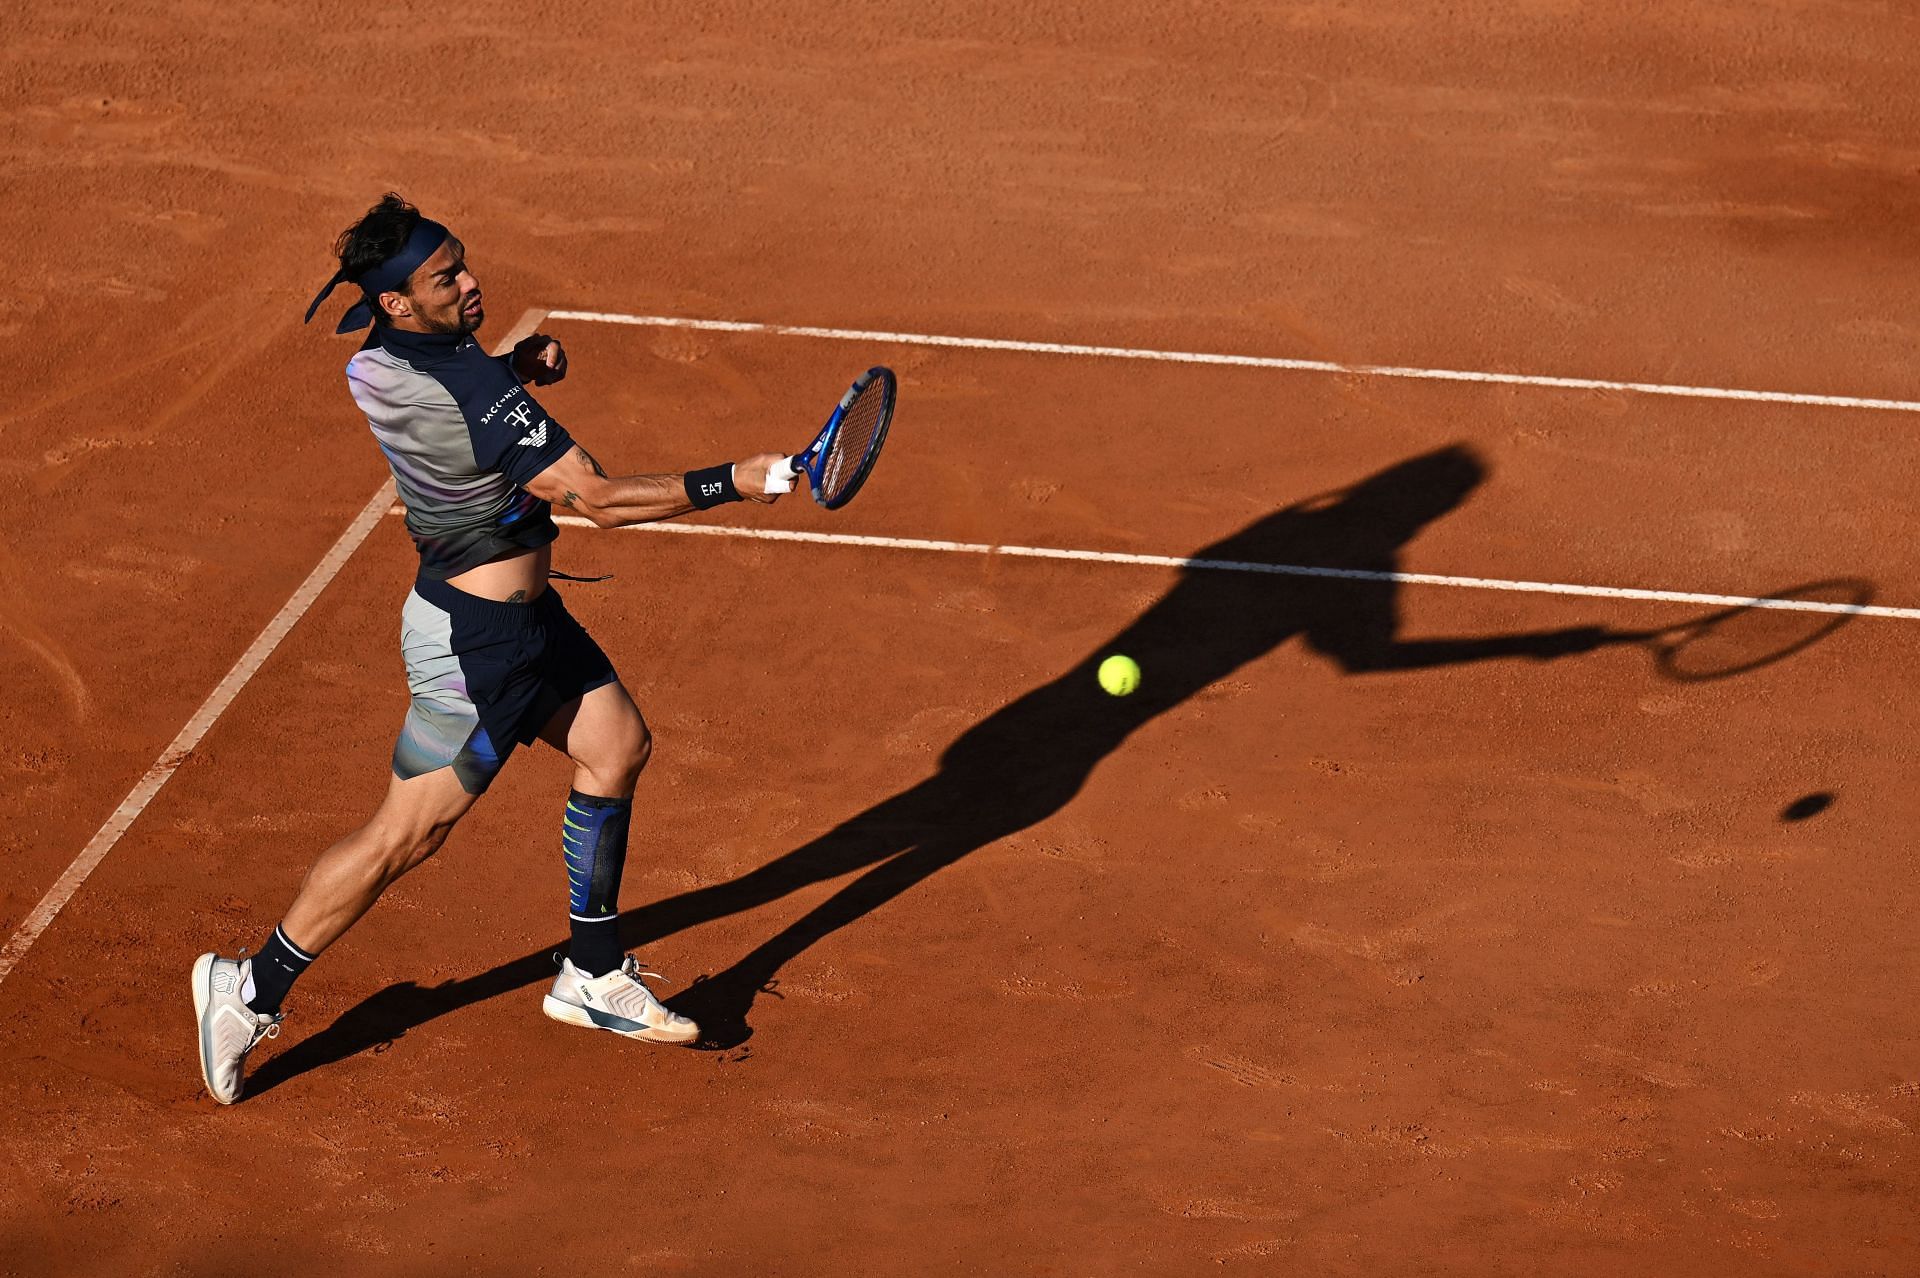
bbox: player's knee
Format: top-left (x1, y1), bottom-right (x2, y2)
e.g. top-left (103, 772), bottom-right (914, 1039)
top-left (591, 732), bottom-right (650, 794)
top-left (625, 723), bottom-right (653, 777)
top-left (605, 716), bottom-right (652, 780)
top-left (581, 727), bottom-right (648, 796)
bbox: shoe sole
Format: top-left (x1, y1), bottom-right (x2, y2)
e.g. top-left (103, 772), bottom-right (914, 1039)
top-left (541, 994), bottom-right (699, 1045)
top-left (189, 952), bottom-right (232, 1104)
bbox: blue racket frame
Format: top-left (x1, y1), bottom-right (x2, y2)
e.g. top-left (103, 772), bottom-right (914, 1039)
top-left (788, 366), bottom-right (896, 509)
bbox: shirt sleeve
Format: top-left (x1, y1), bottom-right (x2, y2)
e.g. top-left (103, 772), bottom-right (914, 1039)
top-left (436, 350), bottom-right (577, 488)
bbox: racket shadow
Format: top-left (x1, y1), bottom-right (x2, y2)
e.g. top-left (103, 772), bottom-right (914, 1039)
top-left (251, 443), bottom-right (1867, 1085)
top-left (1595, 578), bottom-right (1875, 682)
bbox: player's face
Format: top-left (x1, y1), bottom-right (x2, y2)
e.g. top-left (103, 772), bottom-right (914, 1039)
top-left (392, 236), bottom-right (483, 335)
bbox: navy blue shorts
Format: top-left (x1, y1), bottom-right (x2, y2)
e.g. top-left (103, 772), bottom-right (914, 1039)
top-left (392, 576), bottom-right (618, 794)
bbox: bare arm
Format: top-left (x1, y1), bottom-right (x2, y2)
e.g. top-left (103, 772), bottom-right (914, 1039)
top-left (525, 445), bottom-right (789, 528)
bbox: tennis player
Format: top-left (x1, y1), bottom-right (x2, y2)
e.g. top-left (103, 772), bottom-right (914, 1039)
top-left (192, 194), bottom-right (788, 1104)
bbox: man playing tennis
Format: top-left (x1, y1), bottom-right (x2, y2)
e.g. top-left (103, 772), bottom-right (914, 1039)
top-left (192, 194), bottom-right (790, 1104)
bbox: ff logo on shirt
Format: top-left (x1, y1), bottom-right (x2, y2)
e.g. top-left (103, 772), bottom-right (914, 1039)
top-left (505, 400), bottom-right (549, 448)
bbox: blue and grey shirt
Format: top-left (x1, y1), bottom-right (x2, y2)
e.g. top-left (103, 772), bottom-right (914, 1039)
top-left (346, 326), bottom-right (576, 579)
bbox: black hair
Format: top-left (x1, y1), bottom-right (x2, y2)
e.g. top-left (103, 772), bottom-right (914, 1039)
top-left (333, 193), bottom-right (423, 323)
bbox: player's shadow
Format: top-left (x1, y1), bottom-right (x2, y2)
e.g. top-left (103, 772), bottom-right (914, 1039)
top-left (248, 444), bottom-right (1610, 1088)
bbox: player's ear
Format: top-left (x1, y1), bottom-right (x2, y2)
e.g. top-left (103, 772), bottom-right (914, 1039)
top-left (379, 290), bottom-right (411, 322)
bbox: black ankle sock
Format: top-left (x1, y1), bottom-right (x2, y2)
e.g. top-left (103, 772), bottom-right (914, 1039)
top-left (569, 917), bottom-right (624, 979)
top-left (246, 924), bottom-right (315, 1013)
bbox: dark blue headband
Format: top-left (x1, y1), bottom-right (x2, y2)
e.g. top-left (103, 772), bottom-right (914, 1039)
top-left (303, 218), bottom-right (451, 333)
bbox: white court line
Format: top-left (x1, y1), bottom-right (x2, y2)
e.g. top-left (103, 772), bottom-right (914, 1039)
top-left (550, 309), bottom-right (1920, 414)
top-left (0, 313), bottom-right (549, 988)
top-left (520, 513), bottom-right (1920, 620)
top-left (0, 483), bottom-right (396, 984)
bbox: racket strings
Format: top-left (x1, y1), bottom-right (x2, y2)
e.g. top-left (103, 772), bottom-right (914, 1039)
top-left (821, 382), bottom-right (888, 503)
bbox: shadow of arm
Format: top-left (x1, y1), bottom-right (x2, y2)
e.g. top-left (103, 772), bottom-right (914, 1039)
top-left (1321, 628), bottom-right (1605, 671)
top-left (1304, 588), bottom-right (1603, 672)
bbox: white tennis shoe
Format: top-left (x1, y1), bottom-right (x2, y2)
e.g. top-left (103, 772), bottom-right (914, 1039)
top-left (543, 955), bottom-right (699, 1045)
top-left (192, 953), bottom-right (282, 1105)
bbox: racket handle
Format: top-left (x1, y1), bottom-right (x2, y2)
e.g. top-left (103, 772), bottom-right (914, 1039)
top-left (763, 456), bottom-right (798, 495)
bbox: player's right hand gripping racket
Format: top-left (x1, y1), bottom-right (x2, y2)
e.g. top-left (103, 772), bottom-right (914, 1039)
top-left (764, 367), bottom-right (896, 508)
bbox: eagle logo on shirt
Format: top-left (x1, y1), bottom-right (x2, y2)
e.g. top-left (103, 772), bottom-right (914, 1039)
top-left (503, 401), bottom-right (547, 448)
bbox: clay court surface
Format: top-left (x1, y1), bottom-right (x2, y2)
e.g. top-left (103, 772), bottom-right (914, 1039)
top-left (5, 2), bottom-right (1920, 1273)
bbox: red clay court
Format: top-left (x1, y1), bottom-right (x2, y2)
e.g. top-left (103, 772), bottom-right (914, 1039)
top-left (3, 3), bottom-right (1919, 1273)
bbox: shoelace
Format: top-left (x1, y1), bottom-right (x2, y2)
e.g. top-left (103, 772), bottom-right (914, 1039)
top-left (244, 1009), bottom-right (283, 1047)
top-left (232, 949), bottom-right (283, 1043)
top-left (619, 959), bottom-right (672, 990)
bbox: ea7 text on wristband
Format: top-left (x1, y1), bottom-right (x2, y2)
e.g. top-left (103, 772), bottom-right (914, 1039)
top-left (684, 463), bottom-right (741, 510)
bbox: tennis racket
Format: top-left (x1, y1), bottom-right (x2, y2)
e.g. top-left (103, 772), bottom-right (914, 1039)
top-left (763, 367), bottom-right (896, 509)
top-left (1605, 579), bottom-right (1873, 682)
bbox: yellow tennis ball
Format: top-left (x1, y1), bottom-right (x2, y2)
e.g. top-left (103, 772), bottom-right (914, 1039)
top-left (1097, 654), bottom-right (1141, 696)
